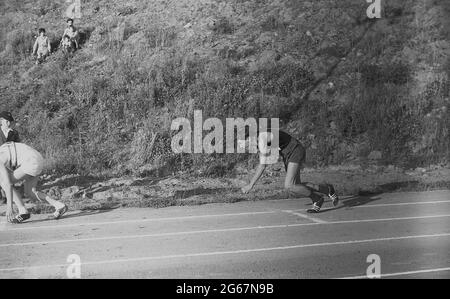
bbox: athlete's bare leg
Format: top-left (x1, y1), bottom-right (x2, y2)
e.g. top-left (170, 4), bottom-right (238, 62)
top-left (1, 169), bottom-right (28, 215)
top-left (23, 176), bottom-right (65, 209)
top-left (12, 169), bottom-right (65, 210)
top-left (284, 162), bottom-right (323, 201)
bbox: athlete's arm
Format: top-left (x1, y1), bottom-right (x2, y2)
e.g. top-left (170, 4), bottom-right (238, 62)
top-left (242, 163), bottom-right (266, 194)
top-left (0, 164), bottom-right (14, 222)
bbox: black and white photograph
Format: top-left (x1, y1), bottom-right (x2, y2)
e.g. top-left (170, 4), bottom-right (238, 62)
top-left (0, 0), bottom-right (449, 283)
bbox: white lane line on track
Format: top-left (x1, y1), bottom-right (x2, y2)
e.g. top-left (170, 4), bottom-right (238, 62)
top-left (340, 200), bottom-right (450, 209)
top-left (1, 214), bottom-right (450, 248)
top-left (281, 210), bottom-right (328, 223)
top-left (0, 210), bottom-right (278, 232)
top-left (338, 267), bottom-right (450, 279)
top-left (1, 232), bottom-right (450, 273)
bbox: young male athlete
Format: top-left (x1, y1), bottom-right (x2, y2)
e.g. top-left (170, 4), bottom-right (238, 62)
top-left (0, 142), bottom-right (68, 223)
top-left (241, 129), bottom-right (339, 213)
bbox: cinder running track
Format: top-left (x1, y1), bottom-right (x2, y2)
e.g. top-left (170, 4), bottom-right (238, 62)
top-left (0, 190), bottom-right (449, 279)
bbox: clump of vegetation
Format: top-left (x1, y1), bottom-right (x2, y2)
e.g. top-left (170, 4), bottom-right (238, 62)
top-left (260, 15), bottom-right (287, 31)
top-left (213, 17), bottom-right (234, 35)
top-left (360, 63), bottom-right (410, 86)
top-left (144, 25), bottom-right (177, 48)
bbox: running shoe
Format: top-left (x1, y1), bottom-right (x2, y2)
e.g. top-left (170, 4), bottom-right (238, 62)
top-left (12, 213), bottom-right (31, 224)
top-left (307, 197), bottom-right (324, 213)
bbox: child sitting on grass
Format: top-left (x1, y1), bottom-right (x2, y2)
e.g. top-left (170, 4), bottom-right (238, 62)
top-left (61, 34), bottom-right (76, 54)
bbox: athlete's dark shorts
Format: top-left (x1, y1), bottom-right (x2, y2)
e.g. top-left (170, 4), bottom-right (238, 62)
top-left (280, 138), bottom-right (306, 171)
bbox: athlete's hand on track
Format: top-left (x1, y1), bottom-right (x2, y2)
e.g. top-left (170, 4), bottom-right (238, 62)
top-left (241, 185), bottom-right (252, 194)
top-left (6, 206), bottom-right (14, 223)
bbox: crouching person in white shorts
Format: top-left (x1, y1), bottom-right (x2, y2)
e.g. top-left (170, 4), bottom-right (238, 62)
top-left (0, 142), bottom-right (68, 223)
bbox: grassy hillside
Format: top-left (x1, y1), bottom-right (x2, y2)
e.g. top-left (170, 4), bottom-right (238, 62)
top-left (0, 0), bottom-right (449, 178)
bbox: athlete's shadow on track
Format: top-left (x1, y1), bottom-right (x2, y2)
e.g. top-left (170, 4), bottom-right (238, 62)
top-left (23, 208), bottom-right (116, 225)
top-left (309, 195), bottom-right (383, 213)
top-left (311, 179), bottom-right (424, 213)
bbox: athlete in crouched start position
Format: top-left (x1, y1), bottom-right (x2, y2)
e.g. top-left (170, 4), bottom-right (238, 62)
top-left (242, 129), bottom-right (339, 213)
top-left (0, 142), bottom-right (68, 223)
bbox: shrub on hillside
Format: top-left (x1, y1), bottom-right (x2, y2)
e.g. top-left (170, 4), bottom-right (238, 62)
top-left (360, 62), bottom-right (410, 87)
top-left (212, 17), bottom-right (234, 35)
top-left (260, 15), bottom-right (287, 31)
top-left (144, 26), bottom-right (177, 48)
top-left (253, 63), bottom-right (315, 97)
top-left (34, 0), bottom-right (60, 16)
top-left (334, 84), bottom-right (421, 165)
top-left (5, 30), bottom-right (34, 61)
top-left (414, 80), bottom-right (450, 164)
top-left (117, 5), bottom-right (137, 17)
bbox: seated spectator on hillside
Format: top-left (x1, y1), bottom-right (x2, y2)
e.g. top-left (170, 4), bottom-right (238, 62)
top-left (61, 34), bottom-right (76, 54)
top-left (32, 28), bottom-right (51, 64)
top-left (61, 18), bottom-right (79, 50)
